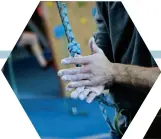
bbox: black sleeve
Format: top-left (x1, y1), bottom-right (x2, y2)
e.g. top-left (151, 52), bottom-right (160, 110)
top-left (93, 2), bottom-right (114, 62)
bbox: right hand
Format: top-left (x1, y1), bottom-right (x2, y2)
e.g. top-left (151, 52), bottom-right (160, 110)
top-left (67, 37), bottom-right (106, 103)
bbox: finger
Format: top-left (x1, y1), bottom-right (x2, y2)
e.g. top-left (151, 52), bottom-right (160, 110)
top-left (89, 86), bottom-right (104, 95)
top-left (61, 56), bottom-right (91, 65)
top-left (61, 73), bottom-right (93, 81)
top-left (86, 92), bottom-right (97, 103)
top-left (71, 86), bottom-right (85, 99)
top-left (58, 66), bottom-right (90, 76)
top-left (88, 37), bottom-right (95, 54)
top-left (88, 37), bottom-right (103, 54)
top-left (67, 80), bottom-right (92, 88)
top-left (79, 89), bottom-right (91, 100)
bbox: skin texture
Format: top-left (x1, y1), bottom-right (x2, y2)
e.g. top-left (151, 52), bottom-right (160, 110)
top-left (113, 63), bottom-right (160, 92)
top-left (58, 37), bottom-right (160, 102)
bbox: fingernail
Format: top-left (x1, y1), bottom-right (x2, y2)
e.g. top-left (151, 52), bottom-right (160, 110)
top-left (71, 92), bottom-right (77, 99)
top-left (61, 59), bottom-right (70, 64)
top-left (79, 94), bottom-right (85, 100)
top-left (58, 71), bottom-right (63, 76)
top-left (62, 76), bottom-right (67, 81)
top-left (87, 99), bottom-right (92, 103)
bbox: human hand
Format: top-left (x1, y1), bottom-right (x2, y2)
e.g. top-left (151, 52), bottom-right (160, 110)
top-left (66, 84), bottom-right (105, 103)
top-left (58, 37), bottom-right (115, 103)
top-left (58, 37), bottom-right (116, 89)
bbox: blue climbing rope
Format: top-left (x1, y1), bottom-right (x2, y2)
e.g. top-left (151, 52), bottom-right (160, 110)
top-left (56, 2), bottom-right (121, 134)
top-left (56, 2), bottom-right (81, 58)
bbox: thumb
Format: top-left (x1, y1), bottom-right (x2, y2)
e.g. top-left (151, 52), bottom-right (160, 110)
top-left (88, 37), bottom-right (103, 54)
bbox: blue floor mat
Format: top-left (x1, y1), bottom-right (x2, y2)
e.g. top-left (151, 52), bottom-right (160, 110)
top-left (3, 49), bottom-right (115, 138)
top-left (20, 98), bottom-right (114, 138)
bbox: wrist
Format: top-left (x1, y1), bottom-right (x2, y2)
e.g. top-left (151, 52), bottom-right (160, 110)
top-left (111, 63), bottom-right (120, 84)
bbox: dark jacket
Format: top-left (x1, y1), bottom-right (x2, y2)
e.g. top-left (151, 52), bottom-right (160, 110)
top-left (94, 2), bottom-right (158, 137)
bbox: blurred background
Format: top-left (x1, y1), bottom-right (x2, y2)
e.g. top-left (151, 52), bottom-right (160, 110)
top-left (2, 2), bottom-right (115, 139)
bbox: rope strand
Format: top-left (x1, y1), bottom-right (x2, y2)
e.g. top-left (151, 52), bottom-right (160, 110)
top-left (56, 2), bottom-right (81, 57)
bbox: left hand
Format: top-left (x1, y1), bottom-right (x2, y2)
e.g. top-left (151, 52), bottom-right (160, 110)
top-left (66, 85), bottom-right (105, 103)
top-left (58, 38), bottom-right (117, 90)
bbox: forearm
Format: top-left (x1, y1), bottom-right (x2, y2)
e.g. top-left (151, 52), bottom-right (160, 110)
top-left (112, 63), bottom-right (160, 92)
top-left (18, 32), bottom-right (38, 46)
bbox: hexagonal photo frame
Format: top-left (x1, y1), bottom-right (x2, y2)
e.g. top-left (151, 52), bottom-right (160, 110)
top-left (1, 1), bottom-right (161, 139)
